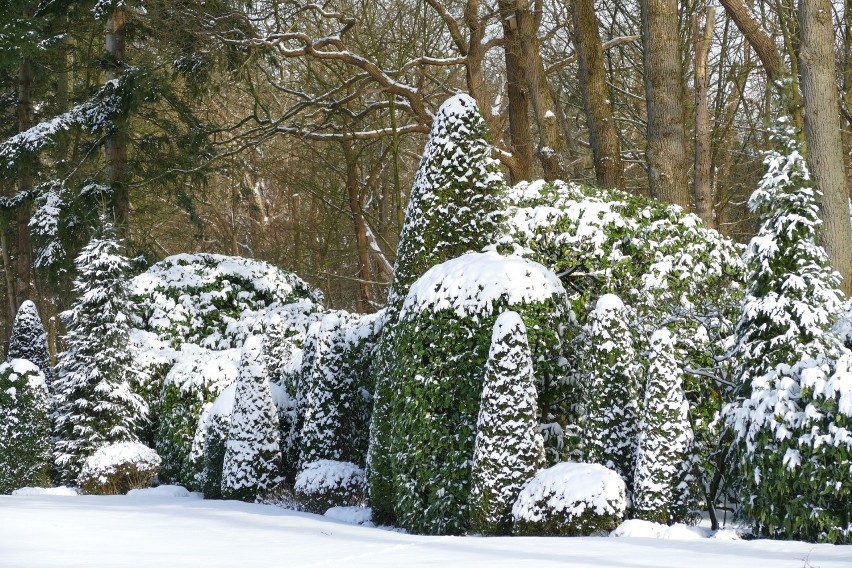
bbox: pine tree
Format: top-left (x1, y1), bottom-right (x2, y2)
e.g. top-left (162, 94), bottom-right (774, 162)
top-left (632, 329), bottom-right (695, 524)
top-left (8, 300), bottom-right (53, 388)
top-left (469, 311), bottom-right (545, 535)
top-left (53, 225), bottom-right (146, 484)
top-left (726, 122), bottom-right (852, 543)
top-left (582, 294), bottom-right (641, 487)
top-left (221, 336), bottom-right (281, 501)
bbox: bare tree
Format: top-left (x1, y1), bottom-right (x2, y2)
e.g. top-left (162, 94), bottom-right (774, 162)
top-left (693, 7), bottom-right (716, 228)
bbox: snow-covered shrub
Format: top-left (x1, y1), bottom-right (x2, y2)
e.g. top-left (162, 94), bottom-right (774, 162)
top-left (8, 300), bottom-right (53, 388)
top-left (0, 360), bottom-right (51, 493)
top-left (77, 442), bottom-right (161, 495)
top-left (511, 462), bottom-right (627, 536)
top-left (469, 312), bottom-right (545, 535)
top-left (582, 294), bottom-right (641, 488)
top-left (375, 252), bottom-right (567, 535)
top-left (294, 460), bottom-right (366, 514)
top-left (156, 347), bottom-right (239, 486)
top-left (726, 123), bottom-right (852, 543)
top-left (633, 330), bottom-right (696, 524)
top-left (53, 229), bottom-right (147, 484)
top-left (221, 337), bottom-right (281, 502)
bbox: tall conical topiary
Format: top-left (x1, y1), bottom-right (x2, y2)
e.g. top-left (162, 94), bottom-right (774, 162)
top-left (221, 336), bottom-right (281, 501)
top-left (53, 226), bottom-right (146, 484)
top-left (726, 122), bottom-right (852, 543)
top-left (582, 294), bottom-right (641, 488)
top-left (469, 311), bottom-right (545, 535)
top-left (8, 300), bottom-right (53, 389)
top-left (368, 93), bottom-right (506, 525)
top-left (633, 329), bottom-right (696, 524)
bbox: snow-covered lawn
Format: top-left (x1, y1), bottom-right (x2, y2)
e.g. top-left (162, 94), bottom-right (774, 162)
top-left (2, 491), bottom-right (850, 567)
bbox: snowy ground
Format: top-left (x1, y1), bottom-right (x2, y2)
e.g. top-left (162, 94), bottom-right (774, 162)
top-left (1, 490), bottom-right (850, 568)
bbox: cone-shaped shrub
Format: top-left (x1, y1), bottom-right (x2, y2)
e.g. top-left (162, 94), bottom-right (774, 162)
top-left (633, 329), bottom-right (696, 524)
top-left (469, 311), bottom-right (545, 535)
top-left (582, 294), bottom-right (641, 488)
top-left (0, 360), bottom-right (51, 493)
top-left (8, 300), bottom-right (53, 388)
top-left (221, 337), bottom-right (281, 501)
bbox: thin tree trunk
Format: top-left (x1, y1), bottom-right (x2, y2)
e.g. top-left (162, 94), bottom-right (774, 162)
top-left (641, 0), bottom-right (690, 208)
top-left (1, 232), bottom-right (16, 328)
top-left (572, 0), bottom-right (625, 189)
top-left (799, 0), bottom-right (852, 295)
top-left (105, 7), bottom-right (129, 231)
top-left (498, 0), bottom-right (534, 183)
top-left (693, 7), bottom-right (716, 229)
top-left (343, 142), bottom-right (373, 312)
top-left (16, 56), bottom-right (34, 308)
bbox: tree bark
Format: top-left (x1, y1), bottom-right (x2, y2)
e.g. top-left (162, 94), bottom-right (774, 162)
top-left (640, 0), bottom-right (690, 208)
top-left (572, 0), bottom-right (625, 190)
top-left (16, 56), bottom-right (34, 308)
top-left (693, 7), bottom-right (716, 229)
top-left (105, 6), bottom-right (129, 232)
top-left (343, 141), bottom-right (374, 312)
top-left (498, 0), bottom-right (534, 183)
top-left (799, 0), bottom-right (852, 295)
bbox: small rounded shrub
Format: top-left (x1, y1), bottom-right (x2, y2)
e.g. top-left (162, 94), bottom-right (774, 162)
top-left (511, 462), bottom-right (626, 536)
top-left (294, 460), bottom-right (366, 514)
top-left (78, 442), bottom-right (162, 495)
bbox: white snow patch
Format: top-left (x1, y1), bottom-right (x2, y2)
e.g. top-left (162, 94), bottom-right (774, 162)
top-left (11, 486), bottom-right (79, 496)
top-left (126, 485), bottom-right (201, 499)
top-left (611, 519), bottom-right (711, 540)
top-left (324, 506), bottom-right (374, 526)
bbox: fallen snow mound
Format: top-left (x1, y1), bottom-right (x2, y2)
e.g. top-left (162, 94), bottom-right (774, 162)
top-left (610, 519), bottom-right (712, 540)
top-left (324, 505), bottom-right (374, 526)
top-left (11, 486), bottom-right (79, 496)
top-left (126, 485), bottom-right (201, 499)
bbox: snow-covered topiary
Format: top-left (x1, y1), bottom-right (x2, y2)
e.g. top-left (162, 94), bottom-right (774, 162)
top-left (726, 123), bottom-right (852, 543)
top-left (511, 462), bottom-right (627, 536)
top-left (53, 228), bottom-right (147, 484)
top-left (294, 460), bottom-right (366, 514)
top-left (8, 301), bottom-right (53, 389)
top-left (469, 311), bottom-right (545, 535)
top-left (77, 441), bottom-right (161, 495)
top-left (633, 329), bottom-right (696, 524)
top-left (221, 337), bottom-right (281, 502)
top-left (582, 294), bottom-right (641, 487)
top-left (0, 359), bottom-right (51, 493)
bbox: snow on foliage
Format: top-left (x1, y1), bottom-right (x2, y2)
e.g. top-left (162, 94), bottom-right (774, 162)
top-left (726, 123), bottom-right (852, 543)
top-left (294, 459), bottom-right (366, 514)
top-left (29, 184), bottom-right (65, 269)
top-left (632, 330), bottom-right (696, 524)
top-left (582, 294), bottom-right (641, 488)
top-left (8, 300), bottom-right (53, 389)
top-left (511, 462), bottom-right (627, 536)
top-left (53, 229), bottom-right (147, 485)
top-left (221, 337), bottom-right (281, 502)
top-left (469, 311), bottom-right (545, 535)
top-left (0, 359), bottom-right (51, 494)
top-left (77, 441), bottom-right (161, 495)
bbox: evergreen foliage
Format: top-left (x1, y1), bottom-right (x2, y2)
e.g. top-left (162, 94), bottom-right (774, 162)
top-left (582, 294), bottom-right (641, 487)
top-left (8, 300), bottom-right (53, 388)
top-left (469, 311), bottom-right (545, 536)
top-left (53, 228), bottom-right (146, 484)
top-left (726, 123), bottom-right (852, 543)
top-left (221, 337), bottom-right (281, 502)
top-left (633, 329), bottom-right (696, 524)
top-left (294, 460), bottom-right (366, 514)
top-left (0, 359), bottom-right (51, 494)
top-left (77, 441), bottom-right (161, 495)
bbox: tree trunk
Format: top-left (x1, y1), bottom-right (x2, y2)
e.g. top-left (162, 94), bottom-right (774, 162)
top-left (640, 0), bottom-right (690, 208)
top-left (693, 7), bottom-right (716, 229)
top-left (498, 0), bottom-right (534, 183)
top-left (572, 0), bottom-right (625, 190)
top-left (799, 0), bottom-right (852, 295)
top-left (343, 142), bottom-right (374, 312)
top-left (105, 6), bottom-right (129, 232)
top-left (16, 56), bottom-right (34, 308)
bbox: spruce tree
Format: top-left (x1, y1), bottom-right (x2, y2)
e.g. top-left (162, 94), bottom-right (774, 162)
top-left (8, 300), bottom-right (53, 388)
top-left (221, 336), bottom-right (281, 501)
top-left (469, 311), bottom-right (545, 535)
top-left (582, 294), bottom-right (641, 487)
top-left (53, 225), bottom-right (146, 484)
top-left (632, 329), bottom-right (695, 524)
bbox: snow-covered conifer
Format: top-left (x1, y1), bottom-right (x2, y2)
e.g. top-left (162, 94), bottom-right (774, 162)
top-left (582, 294), bottom-right (641, 487)
top-left (53, 227), bottom-right (146, 484)
top-left (632, 330), bottom-right (695, 524)
top-left (726, 123), bottom-right (852, 543)
top-left (469, 311), bottom-right (545, 535)
top-left (0, 360), bottom-right (51, 493)
top-left (8, 300), bottom-right (53, 388)
top-left (221, 337), bottom-right (281, 501)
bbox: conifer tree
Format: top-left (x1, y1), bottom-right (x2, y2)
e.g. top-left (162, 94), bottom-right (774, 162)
top-left (53, 225), bottom-right (146, 484)
top-left (582, 294), bottom-right (641, 487)
top-left (633, 329), bottom-right (695, 524)
top-left (8, 300), bottom-right (53, 388)
top-left (221, 336), bottom-right (281, 501)
top-left (469, 311), bottom-right (545, 535)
